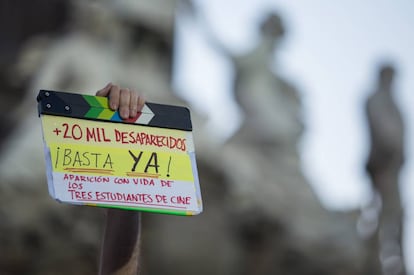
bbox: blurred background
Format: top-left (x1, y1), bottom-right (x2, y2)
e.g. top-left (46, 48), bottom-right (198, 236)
top-left (0, 0), bottom-right (412, 274)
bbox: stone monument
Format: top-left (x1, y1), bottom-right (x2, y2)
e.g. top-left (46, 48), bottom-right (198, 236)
top-left (365, 64), bottom-right (406, 275)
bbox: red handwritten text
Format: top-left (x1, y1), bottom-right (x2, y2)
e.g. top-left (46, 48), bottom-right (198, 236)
top-left (115, 130), bottom-right (187, 151)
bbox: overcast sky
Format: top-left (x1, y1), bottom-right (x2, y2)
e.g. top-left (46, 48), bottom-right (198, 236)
top-left (173, 0), bottom-right (414, 273)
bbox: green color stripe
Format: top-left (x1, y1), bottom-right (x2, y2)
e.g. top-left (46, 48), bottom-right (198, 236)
top-left (85, 107), bottom-right (103, 118)
top-left (96, 97), bottom-right (109, 108)
top-left (83, 95), bottom-right (112, 119)
top-left (98, 108), bottom-right (115, 119)
top-left (83, 95), bottom-right (103, 107)
top-left (96, 204), bottom-right (189, 216)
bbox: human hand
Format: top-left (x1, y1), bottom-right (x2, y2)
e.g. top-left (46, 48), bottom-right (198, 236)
top-left (96, 83), bottom-right (145, 119)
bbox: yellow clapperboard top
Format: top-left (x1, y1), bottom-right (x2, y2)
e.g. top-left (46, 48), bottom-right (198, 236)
top-left (37, 90), bottom-right (202, 216)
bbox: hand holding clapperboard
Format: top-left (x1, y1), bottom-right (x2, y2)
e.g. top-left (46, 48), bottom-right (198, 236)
top-left (37, 89), bottom-right (203, 216)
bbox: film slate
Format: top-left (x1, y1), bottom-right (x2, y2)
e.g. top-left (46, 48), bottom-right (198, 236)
top-left (37, 90), bottom-right (202, 216)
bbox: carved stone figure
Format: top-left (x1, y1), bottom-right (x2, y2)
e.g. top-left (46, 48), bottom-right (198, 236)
top-left (141, 5), bottom-right (365, 275)
top-left (215, 12), bottom-right (364, 274)
top-left (365, 64), bottom-right (406, 275)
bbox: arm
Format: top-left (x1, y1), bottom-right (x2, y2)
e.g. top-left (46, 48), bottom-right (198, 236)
top-left (99, 210), bottom-right (142, 275)
top-left (97, 83), bottom-right (145, 275)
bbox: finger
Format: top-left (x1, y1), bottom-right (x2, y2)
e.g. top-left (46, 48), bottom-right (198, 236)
top-left (129, 90), bottom-right (139, 117)
top-left (119, 88), bottom-right (130, 119)
top-left (108, 84), bottom-right (120, 110)
top-left (96, 82), bottom-right (113, 97)
top-left (137, 95), bottom-right (146, 112)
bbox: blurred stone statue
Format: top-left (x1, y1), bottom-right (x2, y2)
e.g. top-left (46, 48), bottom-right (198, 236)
top-left (222, 12), bottom-right (367, 275)
top-left (176, 3), bottom-right (364, 274)
top-left (365, 64), bottom-right (406, 275)
top-left (211, 13), bottom-right (311, 274)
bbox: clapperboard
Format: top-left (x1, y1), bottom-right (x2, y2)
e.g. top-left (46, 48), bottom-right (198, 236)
top-left (37, 90), bottom-right (202, 216)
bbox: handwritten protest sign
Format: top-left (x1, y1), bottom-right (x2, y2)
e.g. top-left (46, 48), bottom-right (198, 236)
top-left (37, 90), bottom-right (202, 215)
